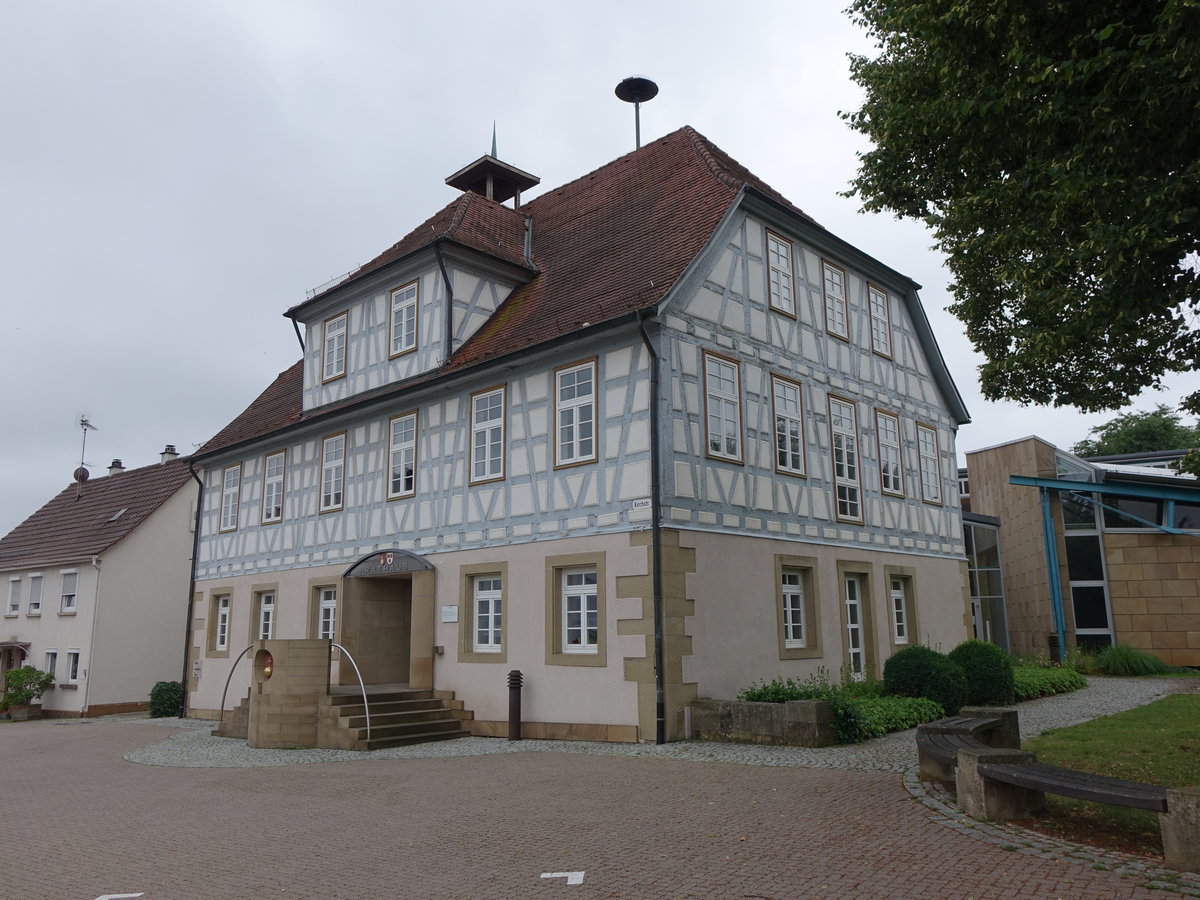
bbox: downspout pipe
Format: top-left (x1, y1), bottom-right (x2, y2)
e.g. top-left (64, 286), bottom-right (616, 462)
top-left (179, 461), bottom-right (206, 716)
top-left (636, 309), bottom-right (667, 745)
top-left (435, 242), bottom-right (454, 365)
top-left (1038, 487), bottom-right (1068, 663)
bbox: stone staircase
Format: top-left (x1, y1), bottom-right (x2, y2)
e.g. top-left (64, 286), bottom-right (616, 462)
top-left (319, 688), bottom-right (473, 751)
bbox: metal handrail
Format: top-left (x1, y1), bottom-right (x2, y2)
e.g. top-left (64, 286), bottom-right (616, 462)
top-left (331, 642), bottom-right (371, 743)
top-left (217, 645), bottom-right (255, 728)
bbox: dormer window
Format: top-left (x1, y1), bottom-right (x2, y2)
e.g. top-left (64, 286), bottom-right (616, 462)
top-left (322, 312), bottom-right (348, 382)
top-left (389, 282), bottom-right (418, 357)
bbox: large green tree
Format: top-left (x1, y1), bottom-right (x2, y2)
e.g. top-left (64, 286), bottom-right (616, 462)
top-left (843, 0), bottom-right (1200, 414)
top-left (1071, 404), bottom-right (1200, 456)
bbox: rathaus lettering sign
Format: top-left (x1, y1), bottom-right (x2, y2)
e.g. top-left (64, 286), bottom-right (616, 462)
top-left (343, 549), bottom-right (434, 578)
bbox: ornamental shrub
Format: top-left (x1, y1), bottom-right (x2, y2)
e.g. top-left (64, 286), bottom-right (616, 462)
top-left (948, 639), bottom-right (1016, 706)
top-left (149, 680), bottom-right (184, 718)
top-left (2, 666), bottom-right (54, 708)
top-left (1012, 664), bottom-right (1087, 701)
top-left (882, 645), bottom-right (968, 715)
top-left (1093, 645), bottom-right (1175, 677)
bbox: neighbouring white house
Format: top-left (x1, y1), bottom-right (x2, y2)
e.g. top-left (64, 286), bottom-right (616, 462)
top-left (185, 126), bottom-right (973, 745)
top-left (0, 449), bottom-right (197, 716)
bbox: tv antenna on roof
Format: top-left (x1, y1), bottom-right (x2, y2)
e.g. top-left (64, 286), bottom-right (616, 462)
top-left (615, 76), bottom-right (659, 150)
top-left (75, 414), bottom-right (97, 498)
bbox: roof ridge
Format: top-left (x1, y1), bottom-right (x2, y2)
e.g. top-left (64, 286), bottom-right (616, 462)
top-left (681, 125), bottom-right (745, 193)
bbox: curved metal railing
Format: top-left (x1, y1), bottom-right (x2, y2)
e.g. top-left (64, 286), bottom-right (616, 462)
top-left (331, 642), bottom-right (371, 743)
top-left (217, 644), bottom-right (255, 729)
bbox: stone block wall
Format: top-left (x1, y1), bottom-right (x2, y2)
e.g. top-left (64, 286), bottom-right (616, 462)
top-left (1104, 532), bottom-right (1200, 667)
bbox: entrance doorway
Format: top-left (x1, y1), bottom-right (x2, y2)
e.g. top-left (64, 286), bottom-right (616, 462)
top-left (339, 549), bottom-right (437, 690)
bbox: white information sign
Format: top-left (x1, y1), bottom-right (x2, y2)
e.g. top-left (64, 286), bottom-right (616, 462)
top-left (440, 605), bottom-right (459, 623)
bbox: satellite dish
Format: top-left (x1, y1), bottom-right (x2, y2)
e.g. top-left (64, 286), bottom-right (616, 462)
top-left (73, 467), bottom-right (90, 483)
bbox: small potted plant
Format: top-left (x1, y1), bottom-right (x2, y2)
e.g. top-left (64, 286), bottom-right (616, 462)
top-left (2, 666), bottom-right (55, 721)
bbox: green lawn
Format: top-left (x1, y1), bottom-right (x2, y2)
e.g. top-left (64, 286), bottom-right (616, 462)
top-left (1020, 693), bottom-right (1200, 856)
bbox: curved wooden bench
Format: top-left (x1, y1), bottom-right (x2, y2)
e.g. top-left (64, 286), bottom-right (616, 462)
top-left (916, 713), bottom-right (1009, 782)
top-left (977, 760), bottom-right (1168, 813)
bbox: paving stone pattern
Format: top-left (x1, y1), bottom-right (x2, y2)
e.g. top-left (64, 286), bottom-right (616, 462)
top-left (4, 676), bottom-right (1197, 899)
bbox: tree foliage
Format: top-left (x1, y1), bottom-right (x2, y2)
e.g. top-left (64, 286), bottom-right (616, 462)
top-left (843, 0), bottom-right (1200, 414)
top-left (1072, 404), bottom-right (1200, 456)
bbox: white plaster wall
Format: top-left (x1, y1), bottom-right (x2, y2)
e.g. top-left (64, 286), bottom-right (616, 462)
top-left (2, 563), bottom-right (100, 714)
top-left (680, 529), bottom-right (968, 702)
top-left (87, 481), bottom-right (197, 708)
top-left (189, 533), bottom-right (645, 728)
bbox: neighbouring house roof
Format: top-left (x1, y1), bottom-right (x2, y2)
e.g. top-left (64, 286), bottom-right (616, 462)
top-left (0, 458), bottom-right (195, 570)
top-left (200, 125), bottom-right (965, 459)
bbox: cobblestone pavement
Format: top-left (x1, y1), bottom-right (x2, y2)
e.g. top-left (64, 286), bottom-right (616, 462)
top-left (4, 676), bottom-right (1197, 899)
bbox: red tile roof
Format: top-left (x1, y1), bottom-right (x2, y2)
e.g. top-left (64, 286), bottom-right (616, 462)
top-left (0, 458), bottom-right (195, 570)
top-left (201, 126), bottom-right (820, 457)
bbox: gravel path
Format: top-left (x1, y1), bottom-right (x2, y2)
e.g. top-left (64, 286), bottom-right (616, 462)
top-left (116, 674), bottom-right (1196, 770)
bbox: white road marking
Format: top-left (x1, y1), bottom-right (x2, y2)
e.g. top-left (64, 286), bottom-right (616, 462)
top-left (540, 871), bottom-right (585, 885)
top-left (93, 894), bottom-right (145, 900)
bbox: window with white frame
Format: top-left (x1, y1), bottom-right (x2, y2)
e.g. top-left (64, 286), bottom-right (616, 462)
top-left (829, 397), bottom-right (862, 522)
top-left (318, 587), bottom-right (337, 640)
top-left (890, 576), bottom-right (910, 644)
top-left (27, 574), bottom-right (42, 614)
top-left (214, 595), bottom-right (230, 651)
top-left (917, 424), bottom-right (943, 504)
top-left (257, 592), bottom-right (275, 641)
top-left (45, 650), bottom-right (57, 681)
top-left (65, 650), bottom-right (80, 685)
top-left (704, 353), bottom-right (742, 461)
top-left (823, 261), bottom-right (848, 339)
top-left (766, 231), bottom-right (795, 316)
top-left (772, 375), bottom-right (805, 475)
top-left (875, 410), bottom-right (904, 496)
top-left (220, 464), bottom-right (241, 532)
top-left (561, 568), bottom-right (599, 653)
top-left (555, 362), bottom-right (596, 466)
top-left (388, 413), bottom-right (417, 499)
top-left (262, 451), bottom-right (285, 524)
top-left (6, 578), bottom-right (19, 615)
top-left (321, 434), bottom-right (346, 512)
top-left (322, 312), bottom-right (348, 381)
top-left (389, 282), bottom-right (418, 356)
top-left (470, 388), bottom-right (505, 483)
top-left (59, 571), bottom-right (78, 613)
top-left (867, 284), bottom-right (892, 357)
top-left (473, 575), bottom-right (503, 652)
top-left (781, 568), bottom-right (806, 648)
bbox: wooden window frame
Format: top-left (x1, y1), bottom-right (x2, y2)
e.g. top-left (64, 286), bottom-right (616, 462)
top-left (6, 577), bottom-right (19, 616)
top-left (320, 432), bottom-right (347, 513)
top-left (388, 280), bottom-right (419, 358)
top-left (829, 395), bottom-right (863, 524)
top-left (321, 311), bottom-right (348, 383)
top-left (822, 260), bottom-right (849, 341)
top-left (771, 373), bottom-right (806, 477)
top-left (765, 230), bottom-right (797, 318)
top-left (219, 464), bottom-right (241, 532)
top-left (867, 283), bottom-right (893, 358)
top-left (917, 422), bottom-right (944, 506)
top-left (457, 561), bottom-right (509, 663)
top-left (875, 409), bottom-right (905, 498)
top-left (553, 359), bottom-right (598, 469)
top-left (387, 411), bottom-right (418, 500)
top-left (261, 451), bottom-right (285, 525)
top-left (774, 555), bottom-right (821, 660)
top-left (469, 386), bottom-right (506, 485)
top-left (703, 351), bottom-right (743, 463)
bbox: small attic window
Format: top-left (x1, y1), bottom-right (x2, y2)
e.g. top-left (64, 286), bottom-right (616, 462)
top-left (108, 508), bottom-right (128, 523)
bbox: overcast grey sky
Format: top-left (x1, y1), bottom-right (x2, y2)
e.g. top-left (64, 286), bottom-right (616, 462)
top-left (2, 0), bottom-right (1194, 537)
